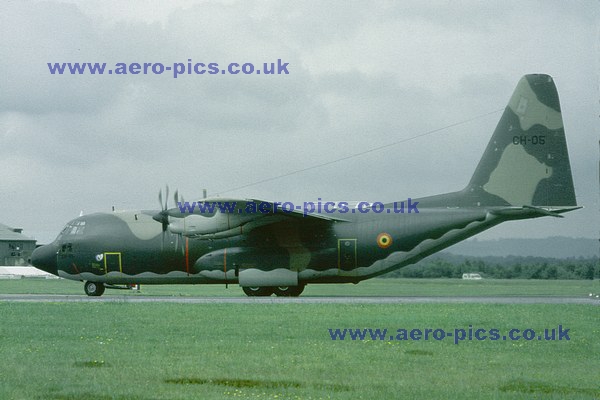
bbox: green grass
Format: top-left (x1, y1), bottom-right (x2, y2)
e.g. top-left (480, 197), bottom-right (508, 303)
top-left (1, 279), bottom-right (599, 399)
top-left (0, 302), bottom-right (598, 399)
top-left (1, 277), bottom-right (599, 297)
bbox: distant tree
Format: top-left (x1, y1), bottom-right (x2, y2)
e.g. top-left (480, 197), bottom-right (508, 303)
top-left (545, 265), bottom-right (558, 280)
top-left (513, 264), bottom-right (522, 276)
top-left (530, 265), bottom-right (542, 279)
top-left (584, 264), bottom-right (594, 280)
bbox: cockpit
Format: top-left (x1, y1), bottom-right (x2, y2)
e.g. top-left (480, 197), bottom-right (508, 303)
top-left (56, 219), bottom-right (87, 240)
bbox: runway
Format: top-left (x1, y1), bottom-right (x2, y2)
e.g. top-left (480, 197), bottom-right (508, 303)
top-left (0, 294), bottom-right (598, 304)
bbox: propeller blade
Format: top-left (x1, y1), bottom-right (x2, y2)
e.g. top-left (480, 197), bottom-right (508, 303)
top-left (154, 186), bottom-right (172, 233)
top-left (164, 185), bottom-right (169, 210)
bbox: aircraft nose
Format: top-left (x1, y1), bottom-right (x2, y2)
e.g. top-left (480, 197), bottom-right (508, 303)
top-left (30, 244), bottom-right (58, 276)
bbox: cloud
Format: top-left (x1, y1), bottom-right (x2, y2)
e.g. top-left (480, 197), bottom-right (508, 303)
top-left (0, 0), bottom-right (597, 243)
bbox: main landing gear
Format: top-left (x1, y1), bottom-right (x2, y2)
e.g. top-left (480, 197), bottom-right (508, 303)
top-left (242, 284), bottom-right (305, 297)
top-left (84, 281), bottom-right (105, 297)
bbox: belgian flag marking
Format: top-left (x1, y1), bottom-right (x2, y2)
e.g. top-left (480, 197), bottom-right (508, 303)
top-left (376, 233), bottom-right (393, 249)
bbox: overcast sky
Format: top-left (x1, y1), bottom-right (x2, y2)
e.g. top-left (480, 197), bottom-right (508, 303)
top-left (1, 1), bottom-right (598, 244)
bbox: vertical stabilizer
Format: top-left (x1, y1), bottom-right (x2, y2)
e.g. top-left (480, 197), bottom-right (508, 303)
top-left (465, 74), bottom-right (576, 207)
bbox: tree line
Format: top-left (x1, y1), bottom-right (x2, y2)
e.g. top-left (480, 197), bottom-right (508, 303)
top-left (382, 255), bottom-right (599, 279)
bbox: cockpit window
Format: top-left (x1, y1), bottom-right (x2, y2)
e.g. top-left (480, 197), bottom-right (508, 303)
top-left (58, 220), bottom-right (86, 238)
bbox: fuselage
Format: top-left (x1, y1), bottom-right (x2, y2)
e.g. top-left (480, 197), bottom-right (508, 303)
top-left (31, 199), bottom-right (504, 286)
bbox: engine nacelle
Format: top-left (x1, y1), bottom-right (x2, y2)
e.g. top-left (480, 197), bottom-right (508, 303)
top-left (168, 212), bottom-right (256, 235)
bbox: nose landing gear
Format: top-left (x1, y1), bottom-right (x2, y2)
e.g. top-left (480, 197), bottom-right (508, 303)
top-left (84, 281), bottom-right (105, 296)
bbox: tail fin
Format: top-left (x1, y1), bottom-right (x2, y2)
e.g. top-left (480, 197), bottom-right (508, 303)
top-left (465, 74), bottom-right (577, 207)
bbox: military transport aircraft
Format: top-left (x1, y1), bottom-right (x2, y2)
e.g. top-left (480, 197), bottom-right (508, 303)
top-left (31, 74), bottom-right (580, 296)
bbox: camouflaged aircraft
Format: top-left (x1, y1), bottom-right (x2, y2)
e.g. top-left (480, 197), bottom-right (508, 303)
top-left (31, 74), bottom-right (580, 296)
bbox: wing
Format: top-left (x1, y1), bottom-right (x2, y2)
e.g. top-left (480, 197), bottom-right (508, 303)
top-left (165, 198), bottom-right (347, 239)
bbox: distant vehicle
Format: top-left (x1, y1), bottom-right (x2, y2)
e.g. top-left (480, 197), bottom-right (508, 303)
top-left (31, 74), bottom-right (579, 296)
top-left (462, 273), bottom-right (483, 280)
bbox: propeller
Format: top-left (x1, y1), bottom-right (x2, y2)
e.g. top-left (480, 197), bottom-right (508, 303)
top-left (153, 185), bottom-right (186, 253)
top-left (153, 185), bottom-right (171, 232)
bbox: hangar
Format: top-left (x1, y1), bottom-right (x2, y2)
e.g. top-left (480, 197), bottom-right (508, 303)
top-left (0, 223), bottom-right (36, 266)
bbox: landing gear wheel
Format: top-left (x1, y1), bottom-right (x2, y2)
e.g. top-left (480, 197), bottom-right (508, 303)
top-left (242, 286), bottom-right (273, 297)
top-left (84, 281), bottom-right (105, 297)
top-left (273, 285), bottom-right (305, 297)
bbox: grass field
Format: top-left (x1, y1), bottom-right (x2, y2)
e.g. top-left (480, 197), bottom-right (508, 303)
top-left (1, 279), bottom-right (599, 399)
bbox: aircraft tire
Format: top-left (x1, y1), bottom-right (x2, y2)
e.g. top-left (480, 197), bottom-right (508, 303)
top-left (242, 286), bottom-right (273, 297)
top-left (84, 281), bottom-right (105, 297)
top-left (273, 285), bottom-right (305, 297)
